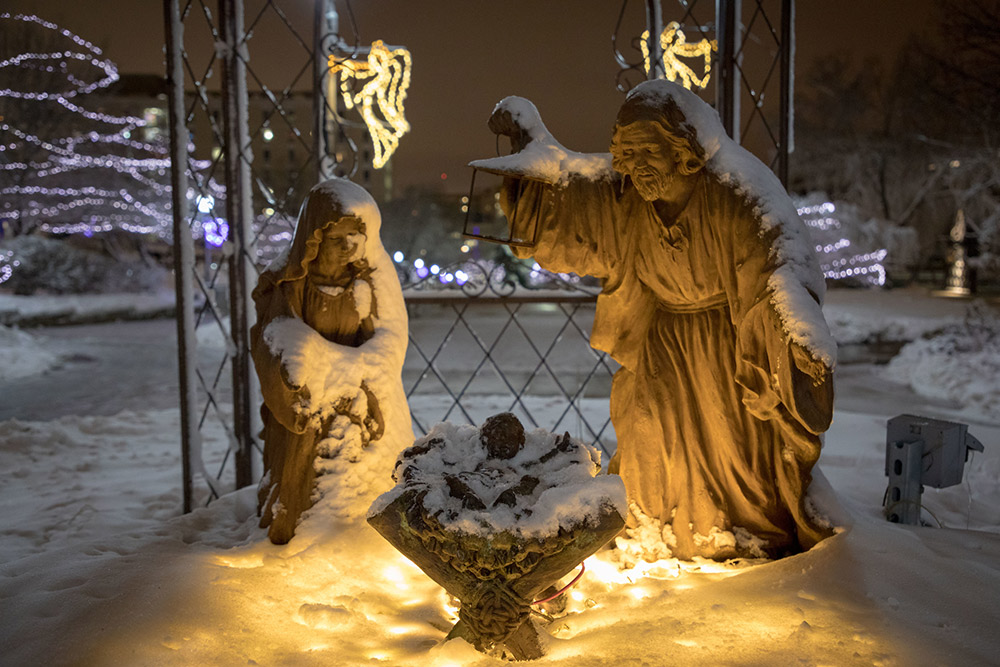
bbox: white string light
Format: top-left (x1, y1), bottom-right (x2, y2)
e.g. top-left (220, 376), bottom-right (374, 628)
top-left (798, 200), bottom-right (888, 286)
top-left (0, 13), bottom-right (223, 285)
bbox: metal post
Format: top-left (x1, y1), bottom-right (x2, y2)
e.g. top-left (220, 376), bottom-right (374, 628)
top-left (645, 0), bottom-right (664, 79)
top-left (778, 0), bottom-right (794, 186)
top-left (314, 0), bottom-right (338, 182)
top-left (219, 0), bottom-right (255, 489)
top-left (716, 0), bottom-right (741, 142)
top-left (885, 439), bottom-right (925, 525)
top-left (164, 0), bottom-right (200, 513)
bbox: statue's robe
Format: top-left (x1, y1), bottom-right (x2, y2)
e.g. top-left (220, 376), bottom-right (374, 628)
top-left (507, 170), bottom-right (835, 559)
top-left (251, 271), bottom-right (379, 544)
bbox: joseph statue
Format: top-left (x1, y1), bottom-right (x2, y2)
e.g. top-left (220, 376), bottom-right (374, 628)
top-left (474, 80), bottom-right (836, 560)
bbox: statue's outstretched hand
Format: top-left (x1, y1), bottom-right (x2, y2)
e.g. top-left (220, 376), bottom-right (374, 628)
top-left (488, 98), bottom-right (543, 154)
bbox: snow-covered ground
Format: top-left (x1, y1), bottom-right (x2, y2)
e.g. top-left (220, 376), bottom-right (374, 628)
top-left (2, 287), bottom-right (999, 666)
top-left (0, 290), bottom-right (175, 328)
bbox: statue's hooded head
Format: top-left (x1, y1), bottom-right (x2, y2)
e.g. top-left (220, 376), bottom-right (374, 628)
top-left (610, 80), bottom-right (725, 198)
top-left (259, 178), bottom-right (384, 288)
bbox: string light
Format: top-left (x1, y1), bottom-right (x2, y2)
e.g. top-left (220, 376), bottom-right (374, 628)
top-left (798, 201), bottom-right (888, 286)
top-left (641, 22), bottom-right (717, 90)
top-left (329, 40), bottom-right (412, 168)
top-left (203, 218), bottom-right (230, 248)
top-left (0, 13), bottom-right (223, 284)
top-left (0, 249), bottom-right (21, 285)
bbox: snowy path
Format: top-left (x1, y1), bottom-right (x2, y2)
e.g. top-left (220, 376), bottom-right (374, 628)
top-left (0, 320), bottom-right (187, 421)
top-left (3, 283), bottom-right (975, 422)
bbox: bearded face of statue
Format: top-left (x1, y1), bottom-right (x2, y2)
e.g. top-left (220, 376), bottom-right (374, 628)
top-left (612, 121), bottom-right (681, 202)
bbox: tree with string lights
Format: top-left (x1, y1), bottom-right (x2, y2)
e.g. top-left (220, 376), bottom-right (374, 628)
top-left (0, 13), bottom-right (178, 241)
top-left (0, 13), bottom-right (223, 291)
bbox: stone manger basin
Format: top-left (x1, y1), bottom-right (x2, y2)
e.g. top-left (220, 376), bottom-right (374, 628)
top-left (367, 413), bottom-right (626, 660)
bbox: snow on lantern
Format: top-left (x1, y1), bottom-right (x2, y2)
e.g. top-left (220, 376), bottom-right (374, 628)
top-left (367, 413), bottom-right (626, 661)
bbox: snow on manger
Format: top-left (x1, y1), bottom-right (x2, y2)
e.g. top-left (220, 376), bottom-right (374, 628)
top-left (329, 41), bottom-right (412, 169)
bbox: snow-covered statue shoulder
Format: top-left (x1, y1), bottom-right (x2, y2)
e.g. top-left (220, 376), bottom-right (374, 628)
top-left (473, 79), bottom-right (837, 561)
top-left (250, 178), bottom-right (412, 544)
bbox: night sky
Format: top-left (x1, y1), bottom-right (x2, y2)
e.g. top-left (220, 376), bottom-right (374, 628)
top-left (3, 0), bottom-right (936, 191)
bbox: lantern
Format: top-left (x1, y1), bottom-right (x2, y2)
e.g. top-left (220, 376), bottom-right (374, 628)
top-left (461, 165), bottom-right (544, 249)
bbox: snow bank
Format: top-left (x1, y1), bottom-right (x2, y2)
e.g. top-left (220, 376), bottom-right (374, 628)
top-left (884, 303), bottom-right (1000, 421)
top-left (823, 286), bottom-right (967, 345)
top-left (0, 325), bottom-right (58, 381)
top-left (0, 291), bottom-right (175, 327)
top-left (0, 235), bottom-right (167, 296)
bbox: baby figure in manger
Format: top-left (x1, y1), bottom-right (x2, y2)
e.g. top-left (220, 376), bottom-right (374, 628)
top-left (251, 178), bottom-right (410, 544)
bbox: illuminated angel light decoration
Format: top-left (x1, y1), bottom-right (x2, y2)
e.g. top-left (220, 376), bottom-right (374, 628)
top-left (640, 21), bottom-right (717, 90)
top-left (329, 40), bottom-right (412, 169)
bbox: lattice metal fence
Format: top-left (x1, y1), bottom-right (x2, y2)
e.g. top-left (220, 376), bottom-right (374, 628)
top-left (165, 0), bottom-right (343, 509)
top-left (401, 272), bottom-right (618, 458)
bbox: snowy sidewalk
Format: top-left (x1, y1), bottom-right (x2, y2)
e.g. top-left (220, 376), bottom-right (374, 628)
top-left (0, 291), bottom-right (176, 327)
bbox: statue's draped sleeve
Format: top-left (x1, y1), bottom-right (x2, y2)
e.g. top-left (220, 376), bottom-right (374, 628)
top-left (502, 175), bottom-right (654, 370)
top-left (711, 185), bottom-right (835, 457)
top-left (250, 280), bottom-right (308, 434)
top-left (504, 176), bottom-right (623, 280)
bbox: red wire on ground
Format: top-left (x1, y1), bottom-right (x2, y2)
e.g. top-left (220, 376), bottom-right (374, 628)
top-left (531, 561), bottom-right (586, 605)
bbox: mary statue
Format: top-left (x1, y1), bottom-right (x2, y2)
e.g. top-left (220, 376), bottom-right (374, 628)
top-left (474, 80), bottom-right (836, 560)
top-left (250, 178), bottom-right (410, 544)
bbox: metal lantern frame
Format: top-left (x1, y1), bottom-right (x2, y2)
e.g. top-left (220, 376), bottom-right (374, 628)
top-left (461, 167), bottom-right (543, 249)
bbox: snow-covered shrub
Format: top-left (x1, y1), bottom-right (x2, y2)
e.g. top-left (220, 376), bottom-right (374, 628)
top-left (884, 302), bottom-right (1000, 420)
top-left (0, 235), bottom-right (166, 295)
top-left (795, 192), bottom-right (919, 287)
top-left (0, 325), bottom-right (58, 381)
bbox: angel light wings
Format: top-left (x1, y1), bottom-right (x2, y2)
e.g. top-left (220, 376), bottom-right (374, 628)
top-left (329, 40), bottom-right (412, 169)
top-left (641, 21), bottom-right (717, 90)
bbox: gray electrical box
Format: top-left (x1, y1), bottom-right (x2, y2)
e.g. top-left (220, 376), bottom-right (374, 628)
top-left (884, 414), bottom-right (984, 525)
